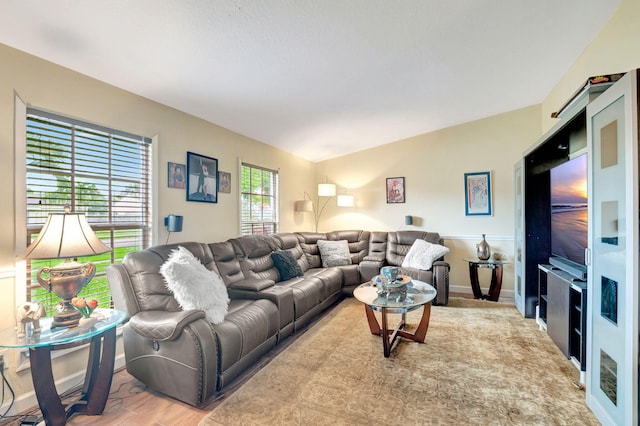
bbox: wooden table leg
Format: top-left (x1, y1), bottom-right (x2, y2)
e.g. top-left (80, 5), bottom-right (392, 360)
top-left (29, 327), bottom-right (117, 425)
top-left (399, 302), bottom-right (432, 343)
top-left (30, 346), bottom-right (66, 426)
top-left (364, 304), bottom-right (381, 336)
top-left (468, 262), bottom-right (484, 299)
top-left (487, 264), bottom-right (504, 301)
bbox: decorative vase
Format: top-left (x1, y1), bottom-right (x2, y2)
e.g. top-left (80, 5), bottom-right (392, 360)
top-left (78, 317), bottom-right (98, 329)
top-left (476, 234), bottom-right (491, 260)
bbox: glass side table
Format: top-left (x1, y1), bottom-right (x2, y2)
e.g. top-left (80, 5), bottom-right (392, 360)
top-left (353, 280), bottom-right (436, 357)
top-left (463, 258), bottom-right (509, 301)
top-left (0, 309), bottom-right (125, 426)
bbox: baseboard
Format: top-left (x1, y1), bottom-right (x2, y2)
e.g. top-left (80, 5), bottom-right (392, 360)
top-left (0, 353), bottom-right (126, 417)
top-left (450, 284), bottom-right (514, 305)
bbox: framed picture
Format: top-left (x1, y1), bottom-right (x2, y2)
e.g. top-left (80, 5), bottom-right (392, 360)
top-left (167, 162), bottom-right (186, 189)
top-left (386, 177), bottom-right (405, 203)
top-left (218, 171), bottom-right (231, 193)
top-left (187, 151), bottom-right (218, 203)
top-left (464, 171), bottom-right (492, 216)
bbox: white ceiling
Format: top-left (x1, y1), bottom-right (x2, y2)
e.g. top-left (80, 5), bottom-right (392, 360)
top-left (0, 1), bottom-right (621, 162)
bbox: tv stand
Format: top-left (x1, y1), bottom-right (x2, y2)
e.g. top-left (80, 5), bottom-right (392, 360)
top-left (537, 264), bottom-right (587, 383)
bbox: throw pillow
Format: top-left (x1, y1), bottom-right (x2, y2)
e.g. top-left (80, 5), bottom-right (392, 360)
top-left (401, 239), bottom-right (450, 270)
top-left (317, 240), bottom-right (352, 267)
top-left (271, 251), bottom-right (304, 281)
top-left (160, 246), bottom-right (230, 324)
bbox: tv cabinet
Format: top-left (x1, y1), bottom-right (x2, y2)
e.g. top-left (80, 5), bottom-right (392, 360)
top-left (537, 265), bottom-right (587, 382)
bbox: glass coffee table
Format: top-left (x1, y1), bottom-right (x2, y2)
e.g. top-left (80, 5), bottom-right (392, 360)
top-left (353, 280), bottom-right (437, 357)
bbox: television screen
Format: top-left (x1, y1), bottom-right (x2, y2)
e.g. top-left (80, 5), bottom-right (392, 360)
top-left (550, 154), bottom-right (588, 266)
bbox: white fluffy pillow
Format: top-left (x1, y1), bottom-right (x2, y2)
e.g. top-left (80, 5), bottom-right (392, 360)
top-left (160, 246), bottom-right (230, 324)
top-left (401, 239), bottom-right (450, 270)
top-left (317, 240), bottom-right (352, 267)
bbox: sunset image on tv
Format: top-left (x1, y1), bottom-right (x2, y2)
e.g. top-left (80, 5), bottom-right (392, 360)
top-left (550, 154), bottom-right (588, 265)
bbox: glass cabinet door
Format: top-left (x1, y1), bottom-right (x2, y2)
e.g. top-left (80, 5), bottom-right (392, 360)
top-left (586, 70), bottom-right (639, 425)
top-left (513, 159), bottom-right (526, 316)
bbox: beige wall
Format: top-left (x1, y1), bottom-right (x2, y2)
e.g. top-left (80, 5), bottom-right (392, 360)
top-left (542, 0), bottom-right (640, 132)
top-left (316, 105), bottom-right (541, 293)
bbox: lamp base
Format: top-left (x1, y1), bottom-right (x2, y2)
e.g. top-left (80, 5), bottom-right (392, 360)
top-left (52, 302), bottom-right (82, 328)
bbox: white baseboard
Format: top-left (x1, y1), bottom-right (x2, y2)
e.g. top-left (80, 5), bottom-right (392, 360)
top-left (449, 284), bottom-right (515, 305)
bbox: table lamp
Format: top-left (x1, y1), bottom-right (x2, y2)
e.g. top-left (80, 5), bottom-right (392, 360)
top-left (20, 205), bottom-right (111, 327)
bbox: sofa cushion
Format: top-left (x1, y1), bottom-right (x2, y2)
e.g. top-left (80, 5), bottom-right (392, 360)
top-left (271, 251), bottom-right (304, 280)
top-left (401, 239), bottom-right (450, 270)
top-left (317, 240), bottom-right (352, 267)
top-left (160, 246), bottom-right (230, 324)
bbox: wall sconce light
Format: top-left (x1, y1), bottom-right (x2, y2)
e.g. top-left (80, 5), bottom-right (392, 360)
top-left (164, 214), bottom-right (183, 243)
top-left (405, 215), bottom-right (413, 225)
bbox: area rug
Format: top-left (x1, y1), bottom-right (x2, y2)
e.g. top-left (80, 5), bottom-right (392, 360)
top-left (200, 297), bottom-right (599, 425)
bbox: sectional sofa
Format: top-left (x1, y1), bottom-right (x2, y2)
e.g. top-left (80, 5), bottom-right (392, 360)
top-left (106, 230), bottom-right (450, 406)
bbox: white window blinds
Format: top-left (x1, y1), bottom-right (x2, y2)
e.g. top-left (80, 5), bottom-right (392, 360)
top-left (240, 163), bottom-right (279, 235)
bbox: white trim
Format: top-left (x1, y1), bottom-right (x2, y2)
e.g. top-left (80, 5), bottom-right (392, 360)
top-left (441, 235), bottom-right (514, 242)
top-left (14, 93), bottom-right (27, 305)
top-left (0, 267), bottom-right (15, 280)
top-left (151, 135), bottom-right (159, 246)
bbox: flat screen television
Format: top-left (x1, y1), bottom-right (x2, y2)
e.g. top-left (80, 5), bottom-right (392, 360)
top-left (549, 153), bottom-right (588, 279)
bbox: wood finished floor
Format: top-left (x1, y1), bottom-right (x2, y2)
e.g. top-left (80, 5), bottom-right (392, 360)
top-left (3, 292), bottom-right (477, 426)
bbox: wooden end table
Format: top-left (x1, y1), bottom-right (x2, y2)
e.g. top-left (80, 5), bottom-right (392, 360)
top-left (464, 258), bottom-right (509, 301)
top-left (0, 309), bottom-right (125, 426)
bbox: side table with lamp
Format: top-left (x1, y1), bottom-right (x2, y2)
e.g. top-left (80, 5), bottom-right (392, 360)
top-left (6, 204), bottom-right (122, 425)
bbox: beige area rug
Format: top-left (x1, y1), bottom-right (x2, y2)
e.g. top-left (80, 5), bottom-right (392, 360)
top-left (200, 297), bottom-right (600, 425)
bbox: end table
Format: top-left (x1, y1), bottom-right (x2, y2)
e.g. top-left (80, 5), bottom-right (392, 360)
top-left (0, 309), bottom-right (125, 426)
top-left (464, 258), bottom-right (509, 302)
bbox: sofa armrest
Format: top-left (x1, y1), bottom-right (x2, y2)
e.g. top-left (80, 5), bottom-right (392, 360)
top-left (432, 260), bottom-right (450, 305)
top-left (128, 309), bottom-right (207, 341)
top-left (359, 257), bottom-right (385, 283)
top-left (228, 286), bottom-right (294, 332)
top-left (229, 278), bottom-right (275, 292)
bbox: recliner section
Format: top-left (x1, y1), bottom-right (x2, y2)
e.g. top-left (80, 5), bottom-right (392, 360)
top-left (106, 229), bottom-right (450, 407)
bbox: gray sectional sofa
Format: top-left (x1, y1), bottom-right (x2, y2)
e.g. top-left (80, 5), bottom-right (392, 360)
top-left (106, 230), bottom-right (449, 406)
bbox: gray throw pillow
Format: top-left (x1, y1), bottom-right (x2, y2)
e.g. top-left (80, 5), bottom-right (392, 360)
top-left (317, 240), bottom-right (352, 267)
top-left (271, 251), bottom-right (304, 281)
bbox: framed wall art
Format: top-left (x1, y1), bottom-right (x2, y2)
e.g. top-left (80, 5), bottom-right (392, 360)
top-left (218, 171), bottom-right (231, 193)
top-left (187, 151), bottom-right (218, 203)
top-left (464, 171), bottom-right (492, 216)
top-left (167, 162), bottom-right (186, 189)
top-left (386, 177), bottom-right (405, 203)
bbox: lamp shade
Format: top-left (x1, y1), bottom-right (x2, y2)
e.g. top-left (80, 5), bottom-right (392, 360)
top-left (21, 212), bottom-right (111, 260)
top-left (295, 200), bottom-right (313, 212)
top-left (317, 183), bottom-right (336, 197)
top-left (337, 195), bottom-right (354, 207)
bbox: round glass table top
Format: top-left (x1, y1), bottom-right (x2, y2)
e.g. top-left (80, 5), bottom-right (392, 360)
top-left (0, 308), bottom-right (125, 349)
top-left (463, 258), bottom-right (509, 265)
top-left (353, 280), bottom-right (436, 312)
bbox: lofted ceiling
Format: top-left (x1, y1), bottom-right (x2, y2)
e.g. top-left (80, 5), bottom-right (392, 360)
top-left (0, 1), bottom-right (621, 162)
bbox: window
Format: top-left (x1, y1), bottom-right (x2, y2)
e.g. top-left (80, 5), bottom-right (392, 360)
top-left (240, 163), bottom-right (279, 235)
top-left (25, 108), bottom-right (152, 315)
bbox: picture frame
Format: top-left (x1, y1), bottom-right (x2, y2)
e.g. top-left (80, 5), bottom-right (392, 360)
top-left (186, 151), bottom-right (218, 203)
top-left (464, 171), bottom-right (492, 216)
top-left (386, 177), bottom-right (405, 203)
top-left (218, 171), bottom-right (231, 193)
top-left (167, 162), bottom-right (186, 189)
